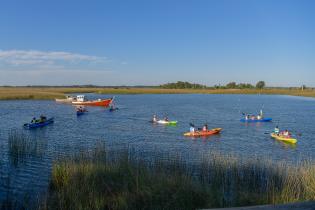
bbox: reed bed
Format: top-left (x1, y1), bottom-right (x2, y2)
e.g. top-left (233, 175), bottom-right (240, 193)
top-left (39, 144), bottom-right (315, 210)
top-left (1, 87), bottom-right (315, 100)
top-left (8, 130), bottom-right (45, 166)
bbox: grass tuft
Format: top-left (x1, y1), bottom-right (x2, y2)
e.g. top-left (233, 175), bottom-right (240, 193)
top-left (8, 130), bottom-right (45, 166)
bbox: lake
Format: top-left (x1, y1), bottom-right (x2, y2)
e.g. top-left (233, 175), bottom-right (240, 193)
top-left (0, 94), bottom-right (314, 205)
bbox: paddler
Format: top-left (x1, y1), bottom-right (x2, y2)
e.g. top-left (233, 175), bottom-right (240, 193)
top-left (109, 103), bottom-right (114, 110)
top-left (202, 124), bottom-right (208, 131)
top-left (190, 123), bottom-right (196, 133)
top-left (31, 117), bottom-right (36, 123)
top-left (274, 126), bottom-right (280, 135)
top-left (152, 115), bottom-right (158, 122)
top-left (256, 110), bottom-right (263, 120)
top-left (40, 114), bottom-right (47, 122)
top-left (283, 130), bottom-right (290, 137)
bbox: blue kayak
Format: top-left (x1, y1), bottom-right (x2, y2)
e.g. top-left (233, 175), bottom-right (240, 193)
top-left (240, 118), bottom-right (272, 123)
top-left (109, 107), bottom-right (119, 112)
top-left (76, 111), bottom-right (87, 116)
top-left (24, 117), bottom-right (54, 129)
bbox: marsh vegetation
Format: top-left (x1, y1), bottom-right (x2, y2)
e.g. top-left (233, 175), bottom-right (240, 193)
top-left (38, 143), bottom-right (315, 210)
top-left (1, 87), bottom-right (315, 100)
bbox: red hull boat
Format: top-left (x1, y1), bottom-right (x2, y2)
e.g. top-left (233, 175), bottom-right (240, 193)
top-left (72, 96), bottom-right (113, 107)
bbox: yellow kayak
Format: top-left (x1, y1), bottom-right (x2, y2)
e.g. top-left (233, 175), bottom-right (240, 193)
top-left (271, 133), bottom-right (297, 144)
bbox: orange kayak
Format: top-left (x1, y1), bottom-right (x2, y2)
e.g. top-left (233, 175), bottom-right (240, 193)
top-left (184, 128), bottom-right (222, 137)
top-left (72, 98), bottom-right (113, 106)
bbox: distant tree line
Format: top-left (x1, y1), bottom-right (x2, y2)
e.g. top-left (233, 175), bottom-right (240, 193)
top-left (220, 81), bottom-right (266, 89)
top-left (160, 81), bottom-right (207, 89)
top-left (160, 81), bottom-right (267, 89)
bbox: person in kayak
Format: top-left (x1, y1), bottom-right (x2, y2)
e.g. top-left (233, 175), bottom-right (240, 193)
top-left (109, 102), bottom-right (115, 110)
top-left (202, 124), bottom-right (208, 131)
top-left (255, 110), bottom-right (263, 120)
top-left (152, 115), bottom-right (158, 122)
top-left (31, 117), bottom-right (36, 123)
top-left (190, 124), bottom-right (196, 133)
top-left (282, 130), bottom-right (290, 138)
top-left (274, 126), bottom-right (280, 135)
top-left (164, 116), bottom-right (169, 122)
top-left (39, 115), bottom-right (47, 123)
top-left (77, 106), bottom-right (86, 112)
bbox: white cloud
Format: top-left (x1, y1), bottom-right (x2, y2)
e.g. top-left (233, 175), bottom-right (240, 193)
top-left (0, 69), bottom-right (114, 86)
top-left (0, 49), bottom-right (107, 68)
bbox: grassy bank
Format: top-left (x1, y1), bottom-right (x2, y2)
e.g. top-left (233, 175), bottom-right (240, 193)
top-left (39, 144), bottom-right (315, 210)
top-left (0, 87), bottom-right (315, 100)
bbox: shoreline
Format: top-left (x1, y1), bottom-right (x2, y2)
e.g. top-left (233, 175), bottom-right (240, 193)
top-left (0, 87), bottom-right (315, 100)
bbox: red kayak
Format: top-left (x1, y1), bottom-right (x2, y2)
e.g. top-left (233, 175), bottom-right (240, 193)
top-left (184, 128), bottom-right (222, 137)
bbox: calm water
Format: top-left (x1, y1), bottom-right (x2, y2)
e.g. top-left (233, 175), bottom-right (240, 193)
top-left (0, 94), bottom-right (315, 205)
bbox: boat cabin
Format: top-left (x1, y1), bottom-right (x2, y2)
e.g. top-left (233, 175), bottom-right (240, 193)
top-left (76, 95), bottom-right (86, 102)
top-left (66, 95), bottom-right (76, 100)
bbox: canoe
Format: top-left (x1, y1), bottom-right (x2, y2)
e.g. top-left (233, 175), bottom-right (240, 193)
top-left (24, 117), bottom-right (54, 129)
top-left (154, 120), bottom-right (178, 125)
top-left (270, 133), bottom-right (297, 144)
top-left (184, 128), bottom-right (222, 137)
top-left (72, 98), bottom-right (113, 107)
top-left (240, 118), bottom-right (272, 123)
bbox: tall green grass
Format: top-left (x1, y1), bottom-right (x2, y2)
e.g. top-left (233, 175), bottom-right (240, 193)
top-left (39, 144), bottom-right (315, 210)
top-left (8, 130), bottom-right (45, 166)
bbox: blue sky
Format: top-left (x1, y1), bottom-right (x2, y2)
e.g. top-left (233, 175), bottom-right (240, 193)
top-left (0, 0), bottom-right (314, 86)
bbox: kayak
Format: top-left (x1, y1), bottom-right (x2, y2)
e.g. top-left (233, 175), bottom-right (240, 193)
top-left (24, 118), bottom-right (54, 129)
top-left (109, 107), bottom-right (119, 112)
top-left (76, 111), bottom-right (87, 116)
top-left (240, 118), bottom-right (272, 123)
top-left (270, 133), bottom-right (297, 144)
top-left (153, 120), bottom-right (178, 125)
top-left (184, 128), bottom-right (222, 137)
